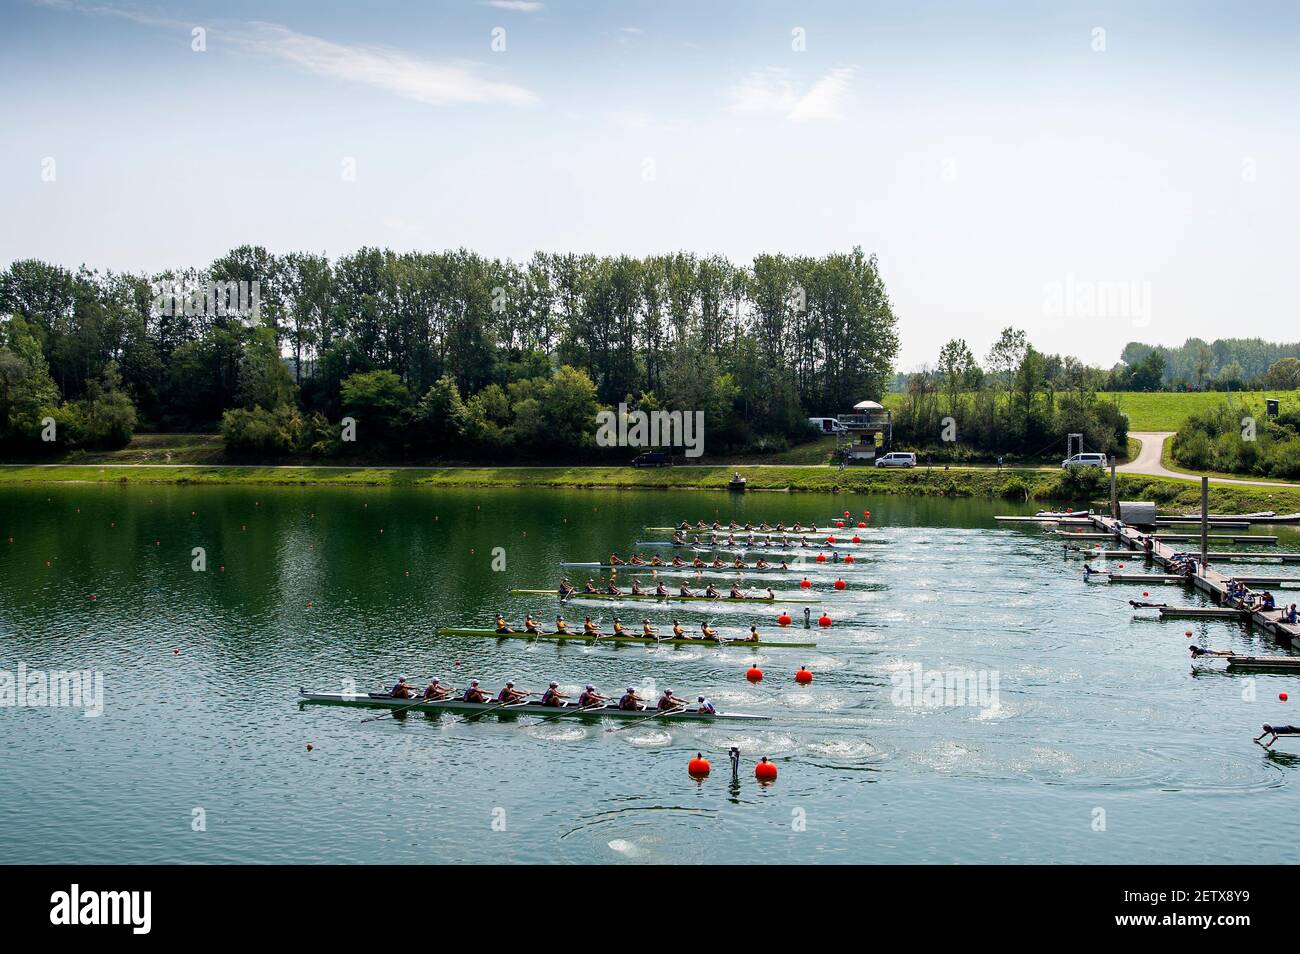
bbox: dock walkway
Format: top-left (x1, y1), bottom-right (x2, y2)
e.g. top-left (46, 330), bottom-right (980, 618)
top-left (1090, 515), bottom-right (1300, 647)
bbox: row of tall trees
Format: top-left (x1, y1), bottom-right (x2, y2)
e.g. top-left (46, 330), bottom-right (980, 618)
top-left (1118, 338), bottom-right (1300, 391)
top-left (893, 328), bottom-right (1128, 461)
top-left (0, 246), bottom-right (899, 458)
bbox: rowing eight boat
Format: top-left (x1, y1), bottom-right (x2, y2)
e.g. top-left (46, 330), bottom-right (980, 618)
top-left (436, 627), bottom-right (816, 648)
top-left (511, 588), bottom-right (821, 603)
top-left (299, 690), bottom-right (768, 721)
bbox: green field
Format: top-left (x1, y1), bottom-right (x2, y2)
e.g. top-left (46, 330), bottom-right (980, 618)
top-left (883, 390), bottom-right (1300, 431)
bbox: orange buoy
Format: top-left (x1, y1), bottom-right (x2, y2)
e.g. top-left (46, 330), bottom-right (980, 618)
top-left (818, 614), bottom-right (832, 628)
top-left (746, 665), bottom-right (764, 683)
top-left (843, 510), bottom-right (850, 517)
top-left (833, 579), bottom-right (846, 590)
top-left (815, 553), bottom-right (827, 563)
top-left (1142, 591), bottom-right (1149, 597)
top-left (755, 757), bottom-right (778, 782)
top-left (777, 613), bottom-right (792, 626)
top-left (844, 555), bottom-right (855, 564)
top-left (857, 521), bottom-right (866, 528)
top-left (799, 577), bottom-right (812, 589)
top-left (795, 667), bottom-right (813, 684)
top-left (826, 535), bottom-right (836, 544)
top-left (688, 753), bottom-right (711, 778)
top-left (852, 535), bottom-right (861, 543)
top-left (1281, 692), bottom-right (1290, 702)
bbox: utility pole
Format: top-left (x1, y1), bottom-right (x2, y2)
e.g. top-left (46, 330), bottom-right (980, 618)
top-left (1200, 476), bottom-right (1209, 575)
top-left (1109, 457), bottom-right (1118, 520)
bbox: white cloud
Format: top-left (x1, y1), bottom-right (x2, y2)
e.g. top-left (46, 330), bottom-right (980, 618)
top-left (34, 1), bottom-right (537, 107)
top-left (728, 66), bottom-right (855, 122)
top-left (237, 22), bottom-right (538, 107)
top-left (480, 0), bottom-right (544, 11)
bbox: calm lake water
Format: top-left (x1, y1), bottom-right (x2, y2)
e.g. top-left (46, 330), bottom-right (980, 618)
top-left (2, 484), bottom-right (1298, 864)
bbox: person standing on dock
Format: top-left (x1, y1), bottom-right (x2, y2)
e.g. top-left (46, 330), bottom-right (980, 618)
top-left (1287, 604), bottom-right (1298, 624)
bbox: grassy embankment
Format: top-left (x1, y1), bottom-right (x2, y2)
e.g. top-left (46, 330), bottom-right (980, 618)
top-left (882, 390), bottom-right (1300, 431)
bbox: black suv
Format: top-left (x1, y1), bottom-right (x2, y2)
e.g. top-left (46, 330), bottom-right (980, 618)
top-left (632, 451), bottom-right (673, 468)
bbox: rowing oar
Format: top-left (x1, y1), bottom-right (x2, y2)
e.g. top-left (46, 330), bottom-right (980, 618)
top-left (460, 693), bottom-right (533, 723)
top-left (532, 701), bottom-right (605, 725)
top-left (360, 689), bottom-right (456, 724)
top-left (605, 704), bottom-right (687, 733)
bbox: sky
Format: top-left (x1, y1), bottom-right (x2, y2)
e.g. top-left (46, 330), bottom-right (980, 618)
top-left (2, 0), bottom-right (1298, 369)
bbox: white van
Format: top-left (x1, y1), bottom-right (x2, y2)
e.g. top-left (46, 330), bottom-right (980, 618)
top-left (1062, 453), bottom-right (1108, 469)
top-left (875, 452), bottom-right (917, 468)
top-left (808, 417), bottom-right (848, 434)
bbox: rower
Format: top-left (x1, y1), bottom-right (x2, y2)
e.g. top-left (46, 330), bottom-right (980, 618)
top-left (642, 618), bottom-right (657, 637)
top-left (497, 681), bottom-right (529, 704)
top-left (778, 561), bottom-right (789, 570)
top-left (696, 695), bottom-right (717, 715)
top-left (672, 619), bottom-right (688, 640)
top-left (423, 677), bottom-right (452, 700)
top-left (555, 615), bottom-right (569, 634)
top-left (1189, 645), bottom-right (1235, 658)
top-left (672, 533), bottom-right (686, 546)
top-left (755, 558), bottom-right (769, 569)
top-left (696, 520), bottom-right (708, 530)
top-left (764, 588), bottom-right (774, 600)
top-left (678, 521), bottom-right (691, 531)
top-left (630, 578), bottom-right (644, 595)
top-left (390, 677), bottom-right (415, 699)
top-left (711, 520), bottom-right (722, 530)
top-left (630, 554), bottom-right (646, 566)
top-left (494, 613), bottom-right (512, 634)
top-left (540, 682), bottom-right (568, 707)
top-left (610, 552), bottom-right (625, 566)
top-left (650, 555), bottom-right (664, 567)
top-left (559, 577), bottom-right (576, 598)
top-left (584, 578), bottom-right (599, 594)
top-left (619, 686), bottom-right (645, 711)
top-left (733, 557), bottom-right (746, 568)
top-left (577, 685), bottom-right (607, 707)
top-left (729, 584), bottom-right (747, 599)
top-left (612, 617), bottom-right (627, 636)
top-left (711, 557), bottom-right (727, 568)
top-left (692, 557), bottom-right (706, 568)
top-left (700, 621), bottom-right (719, 640)
top-left (671, 556), bottom-right (685, 567)
top-left (704, 583), bottom-right (720, 598)
top-left (658, 687), bottom-right (690, 711)
top-left (655, 582), bottom-right (670, 597)
top-left (462, 679), bottom-right (489, 703)
top-left (606, 578), bottom-right (622, 595)
top-left (583, 616), bottom-right (600, 636)
top-left (679, 583), bottom-right (695, 597)
top-left (746, 625), bottom-right (760, 642)
top-left (1256, 723), bottom-right (1300, 748)
top-left (524, 614), bottom-right (540, 635)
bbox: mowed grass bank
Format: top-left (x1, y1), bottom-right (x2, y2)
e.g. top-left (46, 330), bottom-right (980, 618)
top-left (3, 461), bottom-right (1299, 514)
top-left (883, 390), bottom-right (1300, 431)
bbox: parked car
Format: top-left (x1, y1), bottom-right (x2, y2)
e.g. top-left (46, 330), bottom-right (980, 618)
top-left (632, 451), bottom-right (673, 468)
top-left (1061, 453), bottom-right (1108, 469)
top-left (808, 416), bottom-right (849, 434)
top-left (874, 452), bottom-right (917, 468)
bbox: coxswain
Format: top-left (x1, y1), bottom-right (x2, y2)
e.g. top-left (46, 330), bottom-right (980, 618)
top-left (705, 583), bottom-right (721, 598)
top-left (577, 685), bottom-right (607, 708)
top-left (655, 581), bottom-right (670, 597)
top-left (746, 625), bottom-right (760, 642)
top-left (583, 616), bottom-right (600, 636)
top-left (390, 677), bottom-right (414, 699)
top-left (696, 695), bottom-right (717, 715)
top-left (524, 614), bottom-right (540, 635)
top-left (618, 686), bottom-right (645, 710)
top-left (658, 687), bottom-right (690, 711)
top-left (554, 615), bottom-right (569, 634)
top-left (462, 679), bottom-right (489, 703)
top-left (494, 613), bottom-right (512, 634)
top-left (496, 681), bottom-right (529, 704)
top-left (540, 682), bottom-right (568, 707)
top-left (611, 617), bottom-right (627, 636)
top-left (423, 677), bottom-right (452, 700)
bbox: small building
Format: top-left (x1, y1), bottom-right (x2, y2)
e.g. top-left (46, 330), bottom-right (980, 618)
top-left (836, 400), bottom-right (892, 463)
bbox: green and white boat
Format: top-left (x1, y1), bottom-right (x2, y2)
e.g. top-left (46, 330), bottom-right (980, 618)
top-left (436, 626), bottom-right (816, 648)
